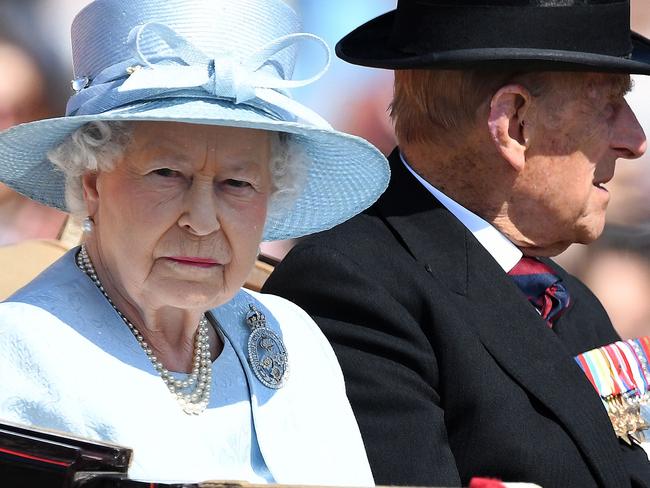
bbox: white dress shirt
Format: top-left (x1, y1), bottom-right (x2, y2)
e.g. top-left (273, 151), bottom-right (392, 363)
top-left (400, 153), bottom-right (522, 272)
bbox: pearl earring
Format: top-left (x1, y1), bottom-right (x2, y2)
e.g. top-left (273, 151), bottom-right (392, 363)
top-left (82, 216), bottom-right (94, 233)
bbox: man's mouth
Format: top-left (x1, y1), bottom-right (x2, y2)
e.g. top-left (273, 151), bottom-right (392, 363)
top-left (594, 182), bottom-right (608, 191)
top-left (593, 175), bottom-right (613, 191)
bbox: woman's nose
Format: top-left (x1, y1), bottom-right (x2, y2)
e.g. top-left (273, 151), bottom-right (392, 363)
top-left (177, 178), bottom-right (221, 236)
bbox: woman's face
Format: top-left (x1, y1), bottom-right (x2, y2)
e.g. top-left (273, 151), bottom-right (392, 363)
top-left (83, 122), bottom-right (273, 312)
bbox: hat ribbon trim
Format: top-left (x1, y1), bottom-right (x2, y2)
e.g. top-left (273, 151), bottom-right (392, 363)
top-left (66, 22), bottom-right (332, 129)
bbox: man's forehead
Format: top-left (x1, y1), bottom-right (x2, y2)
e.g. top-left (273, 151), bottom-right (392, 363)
top-left (516, 71), bottom-right (632, 103)
top-left (612, 74), bottom-right (633, 97)
top-left (585, 73), bottom-right (633, 98)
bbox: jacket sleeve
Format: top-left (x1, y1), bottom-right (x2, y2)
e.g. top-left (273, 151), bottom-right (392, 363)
top-left (0, 303), bottom-right (72, 429)
top-left (263, 242), bottom-right (462, 487)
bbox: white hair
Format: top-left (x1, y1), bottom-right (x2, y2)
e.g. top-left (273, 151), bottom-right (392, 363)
top-left (47, 121), bottom-right (308, 221)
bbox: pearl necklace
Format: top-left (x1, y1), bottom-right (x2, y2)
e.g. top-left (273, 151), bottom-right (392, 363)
top-left (76, 245), bottom-right (212, 415)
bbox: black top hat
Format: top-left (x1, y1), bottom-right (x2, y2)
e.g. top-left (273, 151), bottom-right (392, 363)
top-left (336, 0), bottom-right (650, 73)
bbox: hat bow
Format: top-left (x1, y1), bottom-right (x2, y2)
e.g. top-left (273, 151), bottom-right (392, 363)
top-left (67, 22), bottom-right (332, 128)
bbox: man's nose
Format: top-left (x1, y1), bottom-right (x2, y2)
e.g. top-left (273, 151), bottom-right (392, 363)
top-left (612, 100), bottom-right (647, 160)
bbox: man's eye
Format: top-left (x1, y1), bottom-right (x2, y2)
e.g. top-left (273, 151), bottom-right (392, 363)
top-left (225, 179), bottom-right (251, 188)
top-left (153, 168), bottom-right (180, 177)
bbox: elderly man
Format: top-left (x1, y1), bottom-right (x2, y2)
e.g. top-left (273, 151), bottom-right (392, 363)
top-left (263, 0), bottom-right (650, 487)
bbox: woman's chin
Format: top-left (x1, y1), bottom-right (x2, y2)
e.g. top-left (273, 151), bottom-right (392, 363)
top-left (158, 257), bottom-right (226, 277)
top-left (150, 280), bottom-right (238, 311)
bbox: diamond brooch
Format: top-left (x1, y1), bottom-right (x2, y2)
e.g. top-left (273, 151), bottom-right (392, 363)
top-left (246, 305), bottom-right (288, 389)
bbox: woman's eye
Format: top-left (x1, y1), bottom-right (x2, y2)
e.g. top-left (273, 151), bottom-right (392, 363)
top-left (152, 168), bottom-right (181, 178)
top-left (225, 179), bottom-right (252, 188)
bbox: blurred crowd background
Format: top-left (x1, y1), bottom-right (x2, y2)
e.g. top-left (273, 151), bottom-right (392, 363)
top-left (1, 0), bottom-right (650, 340)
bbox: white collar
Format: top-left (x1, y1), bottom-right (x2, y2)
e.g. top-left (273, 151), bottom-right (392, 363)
top-left (400, 153), bottom-right (522, 272)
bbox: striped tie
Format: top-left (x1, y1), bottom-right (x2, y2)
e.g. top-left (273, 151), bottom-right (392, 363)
top-left (508, 257), bottom-right (571, 327)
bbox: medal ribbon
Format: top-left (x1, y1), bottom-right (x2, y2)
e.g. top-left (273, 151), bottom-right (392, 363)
top-left (575, 337), bottom-right (650, 444)
top-left (604, 344), bottom-right (635, 395)
top-left (619, 341), bottom-right (647, 395)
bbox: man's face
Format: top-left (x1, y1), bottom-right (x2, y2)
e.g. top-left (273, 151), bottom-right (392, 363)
top-left (510, 73), bottom-right (646, 256)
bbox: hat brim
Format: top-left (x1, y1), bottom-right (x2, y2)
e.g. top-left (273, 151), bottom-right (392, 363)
top-left (0, 98), bottom-right (389, 242)
top-left (336, 10), bottom-right (650, 74)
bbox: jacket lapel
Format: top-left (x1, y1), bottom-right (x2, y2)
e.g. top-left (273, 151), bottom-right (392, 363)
top-left (377, 149), bottom-right (628, 487)
top-left (376, 150), bottom-right (469, 296)
top-left (461, 238), bottom-right (627, 487)
top-left (210, 290), bottom-right (373, 486)
top-left (210, 292), bottom-right (315, 483)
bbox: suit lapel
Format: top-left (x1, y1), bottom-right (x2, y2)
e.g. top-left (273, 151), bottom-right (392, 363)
top-left (376, 150), bottom-right (469, 296)
top-left (378, 149), bottom-right (628, 487)
top-left (462, 238), bottom-right (627, 487)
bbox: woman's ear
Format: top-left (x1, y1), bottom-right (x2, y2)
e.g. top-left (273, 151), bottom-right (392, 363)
top-left (487, 84), bottom-right (532, 172)
top-left (81, 171), bottom-right (100, 216)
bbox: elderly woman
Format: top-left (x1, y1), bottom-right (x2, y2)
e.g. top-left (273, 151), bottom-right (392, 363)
top-left (0, 0), bottom-right (389, 484)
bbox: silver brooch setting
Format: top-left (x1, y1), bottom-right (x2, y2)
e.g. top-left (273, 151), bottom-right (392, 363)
top-left (246, 305), bottom-right (288, 389)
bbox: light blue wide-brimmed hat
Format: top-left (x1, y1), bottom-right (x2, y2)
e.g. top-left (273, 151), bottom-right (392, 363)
top-left (0, 0), bottom-right (389, 241)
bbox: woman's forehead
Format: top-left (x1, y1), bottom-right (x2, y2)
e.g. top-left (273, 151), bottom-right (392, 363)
top-left (127, 122), bottom-right (273, 158)
top-left (108, 122), bottom-right (273, 175)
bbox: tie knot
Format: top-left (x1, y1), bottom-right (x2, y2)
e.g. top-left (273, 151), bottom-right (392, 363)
top-left (509, 256), bottom-right (555, 275)
top-left (508, 257), bottom-right (571, 327)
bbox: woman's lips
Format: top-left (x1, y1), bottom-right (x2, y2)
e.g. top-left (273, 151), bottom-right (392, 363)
top-left (166, 257), bottom-right (221, 268)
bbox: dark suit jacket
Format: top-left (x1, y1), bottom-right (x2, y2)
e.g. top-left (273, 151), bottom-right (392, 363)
top-left (263, 149), bottom-right (650, 488)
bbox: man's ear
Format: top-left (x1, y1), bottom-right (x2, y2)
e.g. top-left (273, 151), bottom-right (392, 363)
top-left (487, 84), bottom-right (532, 172)
top-left (81, 171), bottom-right (100, 217)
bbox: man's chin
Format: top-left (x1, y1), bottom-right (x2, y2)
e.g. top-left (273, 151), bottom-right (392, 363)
top-left (522, 242), bottom-right (573, 258)
top-left (575, 221), bottom-right (606, 246)
top-left (510, 233), bottom-right (573, 257)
